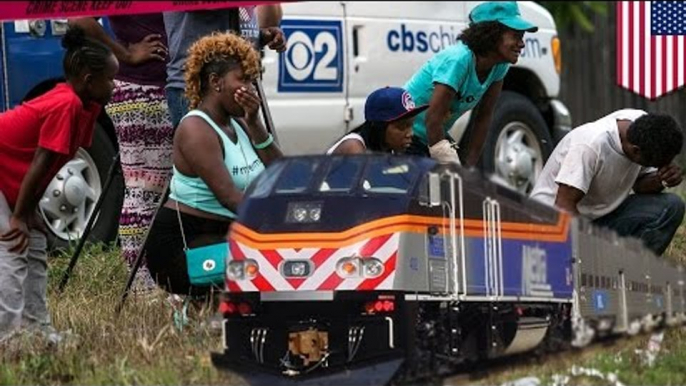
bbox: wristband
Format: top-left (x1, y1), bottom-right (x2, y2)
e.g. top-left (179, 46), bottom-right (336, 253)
top-left (253, 133), bottom-right (274, 150)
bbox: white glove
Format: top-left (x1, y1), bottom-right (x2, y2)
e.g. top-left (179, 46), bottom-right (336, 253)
top-left (429, 139), bottom-right (461, 165)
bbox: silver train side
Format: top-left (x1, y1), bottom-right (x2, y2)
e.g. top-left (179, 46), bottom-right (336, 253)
top-left (210, 154), bottom-right (686, 384)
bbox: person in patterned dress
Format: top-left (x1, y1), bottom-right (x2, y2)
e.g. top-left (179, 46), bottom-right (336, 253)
top-left (68, 15), bottom-right (173, 292)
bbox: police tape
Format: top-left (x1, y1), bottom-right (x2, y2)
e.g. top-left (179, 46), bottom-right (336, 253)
top-left (0, 1), bottom-right (285, 21)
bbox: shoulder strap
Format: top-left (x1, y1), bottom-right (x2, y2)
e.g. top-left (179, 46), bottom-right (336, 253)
top-left (182, 110), bottom-right (232, 142)
top-left (231, 118), bottom-right (252, 148)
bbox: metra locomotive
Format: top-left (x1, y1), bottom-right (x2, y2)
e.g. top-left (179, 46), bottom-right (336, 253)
top-left (210, 154), bottom-right (686, 384)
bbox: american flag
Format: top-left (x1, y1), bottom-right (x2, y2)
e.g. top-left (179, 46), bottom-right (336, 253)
top-left (617, 1), bottom-right (686, 100)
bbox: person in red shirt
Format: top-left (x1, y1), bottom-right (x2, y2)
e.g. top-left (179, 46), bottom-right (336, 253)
top-left (0, 25), bottom-right (118, 341)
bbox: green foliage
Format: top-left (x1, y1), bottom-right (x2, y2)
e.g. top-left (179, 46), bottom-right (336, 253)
top-left (540, 1), bottom-right (608, 33)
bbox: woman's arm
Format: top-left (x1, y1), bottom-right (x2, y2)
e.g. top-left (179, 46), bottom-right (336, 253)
top-left (425, 83), bottom-right (455, 147)
top-left (332, 139), bottom-right (366, 155)
top-left (175, 118), bottom-right (244, 213)
top-left (464, 80), bottom-right (503, 167)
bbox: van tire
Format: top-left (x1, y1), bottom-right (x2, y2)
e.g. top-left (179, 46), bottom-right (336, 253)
top-left (481, 91), bottom-right (553, 194)
top-left (40, 123), bottom-right (123, 251)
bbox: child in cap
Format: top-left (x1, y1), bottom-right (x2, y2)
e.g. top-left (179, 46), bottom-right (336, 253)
top-left (327, 86), bottom-right (428, 155)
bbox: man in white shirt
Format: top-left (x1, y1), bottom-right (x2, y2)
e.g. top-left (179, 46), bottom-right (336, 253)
top-left (530, 109), bottom-right (684, 256)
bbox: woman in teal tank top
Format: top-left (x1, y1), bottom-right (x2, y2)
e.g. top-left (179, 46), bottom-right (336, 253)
top-left (144, 32), bottom-right (282, 297)
top-left (403, 1), bottom-right (537, 166)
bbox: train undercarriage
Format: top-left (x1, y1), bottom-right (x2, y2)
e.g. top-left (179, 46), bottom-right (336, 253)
top-left (211, 292), bottom-right (573, 385)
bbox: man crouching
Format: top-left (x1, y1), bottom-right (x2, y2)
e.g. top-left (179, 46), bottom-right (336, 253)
top-left (530, 109), bottom-right (684, 256)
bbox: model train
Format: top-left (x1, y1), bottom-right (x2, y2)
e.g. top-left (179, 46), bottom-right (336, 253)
top-left (210, 154), bottom-right (685, 385)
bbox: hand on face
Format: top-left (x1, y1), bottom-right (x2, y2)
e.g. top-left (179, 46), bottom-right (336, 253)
top-left (234, 85), bottom-right (261, 122)
top-left (658, 163), bottom-right (683, 188)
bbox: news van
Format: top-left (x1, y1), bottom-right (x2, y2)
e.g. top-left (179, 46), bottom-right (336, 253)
top-left (0, 1), bottom-right (571, 247)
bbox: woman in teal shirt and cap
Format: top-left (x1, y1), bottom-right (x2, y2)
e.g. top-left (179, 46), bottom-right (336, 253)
top-left (404, 1), bottom-right (538, 165)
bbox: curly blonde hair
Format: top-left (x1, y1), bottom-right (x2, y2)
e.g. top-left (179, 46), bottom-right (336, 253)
top-left (184, 32), bottom-right (261, 109)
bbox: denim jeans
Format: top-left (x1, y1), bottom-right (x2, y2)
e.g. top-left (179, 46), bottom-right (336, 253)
top-left (0, 191), bottom-right (49, 340)
top-left (165, 87), bottom-right (190, 130)
top-left (593, 193), bottom-right (685, 256)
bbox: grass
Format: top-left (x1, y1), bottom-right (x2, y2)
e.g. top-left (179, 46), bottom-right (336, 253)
top-left (0, 244), bottom-right (247, 386)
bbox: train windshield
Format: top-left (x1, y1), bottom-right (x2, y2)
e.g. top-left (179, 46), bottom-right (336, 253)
top-left (274, 158), bottom-right (322, 194)
top-left (247, 156), bottom-right (423, 198)
top-left (316, 157), bottom-right (418, 194)
top-left (318, 157), bottom-right (365, 193)
top-left (360, 157), bottom-right (419, 194)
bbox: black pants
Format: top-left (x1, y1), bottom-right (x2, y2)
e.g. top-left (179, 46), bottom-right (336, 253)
top-left (145, 206), bottom-right (232, 297)
top-left (593, 193), bottom-right (685, 256)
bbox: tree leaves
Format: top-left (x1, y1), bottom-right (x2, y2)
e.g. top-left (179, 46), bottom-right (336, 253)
top-left (539, 1), bottom-right (608, 33)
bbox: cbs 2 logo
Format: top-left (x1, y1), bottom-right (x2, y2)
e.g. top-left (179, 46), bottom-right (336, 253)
top-left (278, 20), bottom-right (344, 93)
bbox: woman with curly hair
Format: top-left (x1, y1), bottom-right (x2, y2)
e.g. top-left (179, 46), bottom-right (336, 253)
top-left (404, 1), bottom-right (537, 165)
top-left (144, 32), bottom-right (282, 297)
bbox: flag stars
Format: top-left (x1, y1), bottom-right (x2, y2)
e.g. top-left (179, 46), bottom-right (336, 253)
top-left (652, 1), bottom-right (686, 36)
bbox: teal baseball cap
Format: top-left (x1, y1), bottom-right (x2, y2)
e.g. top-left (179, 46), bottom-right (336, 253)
top-left (469, 1), bottom-right (538, 33)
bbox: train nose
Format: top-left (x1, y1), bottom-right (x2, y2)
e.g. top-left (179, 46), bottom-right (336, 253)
top-left (211, 353), bottom-right (404, 386)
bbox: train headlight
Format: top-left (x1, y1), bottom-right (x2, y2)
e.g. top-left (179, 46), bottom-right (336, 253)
top-left (226, 260), bottom-right (259, 281)
top-left (294, 207), bottom-right (308, 222)
top-left (309, 207), bottom-right (322, 222)
top-left (286, 202), bottom-right (323, 223)
top-left (337, 257), bottom-right (384, 278)
top-left (227, 261), bottom-right (244, 281)
top-left (363, 258), bottom-right (384, 278)
top-left (283, 260), bottom-right (311, 277)
top-left (337, 257), bottom-right (360, 278)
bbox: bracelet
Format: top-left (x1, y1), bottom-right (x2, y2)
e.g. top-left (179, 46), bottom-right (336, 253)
top-left (253, 133), bottom-right (274, 150)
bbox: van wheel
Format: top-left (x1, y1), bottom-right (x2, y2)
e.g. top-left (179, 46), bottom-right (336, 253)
top-left (39, 123), bottom-right (123, 250)
top-left (482, 91), bottom-right (553, 194)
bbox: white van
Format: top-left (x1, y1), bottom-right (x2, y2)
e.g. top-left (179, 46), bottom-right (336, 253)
top-left (26, 1), bottom-right (571, 247)
top-left (262, 1), bottom-right (571, 193)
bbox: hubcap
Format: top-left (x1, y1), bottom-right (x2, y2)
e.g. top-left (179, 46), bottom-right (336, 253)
top-left (39, 149), bottom-right (101, 241)
top-left (494, 122), bottom-right (544, 194)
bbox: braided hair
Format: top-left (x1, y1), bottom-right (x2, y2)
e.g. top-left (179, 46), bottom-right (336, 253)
top-left (61, 25), bottom-right (112, 79)
top-left (350, 121), bottom-right (388, 152)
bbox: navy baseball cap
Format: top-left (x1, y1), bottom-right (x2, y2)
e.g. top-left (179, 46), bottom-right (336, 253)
top-left (365, 87), bottom-right (429, 122)
top-left (469, 1), bottom-right (538, 33)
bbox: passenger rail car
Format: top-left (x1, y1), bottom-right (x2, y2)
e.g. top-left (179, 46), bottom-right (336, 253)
top-left (210, 154), bottom-right (685, 384)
